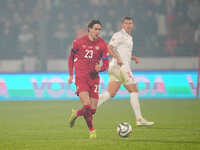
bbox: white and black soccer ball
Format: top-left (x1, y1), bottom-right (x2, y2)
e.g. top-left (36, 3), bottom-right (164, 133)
top-left (117, 122), bottom-right (132, 137)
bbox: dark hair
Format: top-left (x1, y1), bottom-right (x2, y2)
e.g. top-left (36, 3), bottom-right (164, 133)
top-left (121, 16), bottom-right (133, 23)
top-left (88, 19), bottom-right (102, 30)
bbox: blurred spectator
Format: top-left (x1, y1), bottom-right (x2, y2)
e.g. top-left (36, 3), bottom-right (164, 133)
top-left (194, 24), bottom-right (200, 47)
top-left (144, 9), bottom-right (158, 37)
top-left (21, 49), bottom-right (39, 72)
top-left (1, 20), bottom-right (17, 59)
top-left (0, 0), bottom-right (200, 62)
top-left (187, 0), bottom-right (200, 24)
top-left (156, 14), bottom-right (167, 36)
top-left (179, 23), bottom-right (195, 47)
top-left (17, 24), bottom-right (35, 57)
top-left (165, 35), bottom-right (178, 56)
top-left (53, 22), bottom-right (70, 57)
top-left (101, 22), bottom-right (114, 42)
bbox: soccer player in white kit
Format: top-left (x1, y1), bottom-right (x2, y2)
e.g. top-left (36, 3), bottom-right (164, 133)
top-left (97, 17), bottom-right (154, 126)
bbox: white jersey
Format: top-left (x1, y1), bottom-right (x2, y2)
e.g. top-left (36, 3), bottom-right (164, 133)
top-left (109, 28), bottom-right (133, 68)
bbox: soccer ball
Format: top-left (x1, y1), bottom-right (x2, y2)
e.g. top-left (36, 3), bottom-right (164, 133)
top-left (117, 122), bottom-right (132, 137)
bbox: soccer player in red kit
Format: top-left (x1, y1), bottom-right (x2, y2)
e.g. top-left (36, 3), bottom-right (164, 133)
top-left (68, 19), bottom-right (109, 139)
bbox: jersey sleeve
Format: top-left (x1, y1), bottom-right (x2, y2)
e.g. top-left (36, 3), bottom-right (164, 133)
top-left (100, 42), bottom-right (109, 72)
top-left (71, 39), bottom-right (79, 51)
top-left (109, 33), bottom-right (120, 49)
top-left (68, 40), bottom-right (79, 76)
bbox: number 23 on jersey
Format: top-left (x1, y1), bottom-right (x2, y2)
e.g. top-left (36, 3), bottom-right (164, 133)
top-left (84, 49), bottom-right (93, 59)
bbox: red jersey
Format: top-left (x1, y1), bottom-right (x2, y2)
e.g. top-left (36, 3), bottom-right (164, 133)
top-left (68, 35), bottom-right (109, 78)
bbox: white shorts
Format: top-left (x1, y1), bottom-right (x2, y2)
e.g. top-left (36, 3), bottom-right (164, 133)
top-left (108, 64), bottom-right (136, 85)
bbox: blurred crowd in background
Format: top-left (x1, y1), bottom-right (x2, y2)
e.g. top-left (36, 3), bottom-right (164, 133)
top-left (0, 0), bottom-right (199, 62)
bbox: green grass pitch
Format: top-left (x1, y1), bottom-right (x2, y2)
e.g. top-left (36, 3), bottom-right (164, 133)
top-left (0, 99), bottom-right (200, 150)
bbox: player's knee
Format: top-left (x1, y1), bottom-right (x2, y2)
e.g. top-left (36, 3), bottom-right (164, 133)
top-left (126, 84), bottom-right (138, 93)
top-left (109, 92), bottom-right (116, 98)
top-left (130, 88), bottom-right (138, 93)
top-left (107, 89), bottom-right (117, 98)
top-left (82, 102), bottom-right (90, 106)
top-left (128, 89), bottom-right (138, 93)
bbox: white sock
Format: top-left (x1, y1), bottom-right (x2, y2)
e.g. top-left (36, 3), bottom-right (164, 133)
top-left (97, 91), bottom-right (111, 108)
top-left (130, 92), bottom-right (143, 120)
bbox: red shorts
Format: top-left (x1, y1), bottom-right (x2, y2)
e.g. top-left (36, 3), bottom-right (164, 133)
top-left (75, 76), bottom-right (100, 99)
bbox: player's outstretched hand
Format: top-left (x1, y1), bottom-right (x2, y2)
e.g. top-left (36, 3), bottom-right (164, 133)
top-left (117, 58), bottom-right (123, 66)
top-left (68, 76), bottom-right (73, 84)
top-left (90, 64), bottom-right (101, 79)
top-left (95, 63), bottom-right (101, 72)
top-left (131, 56), bottom-right (140, 64)
top-left (135, 57), bottom-right (140, 64)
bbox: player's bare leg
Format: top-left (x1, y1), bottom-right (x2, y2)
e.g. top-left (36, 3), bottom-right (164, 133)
top-left (69, 91), bottom-right (91, 128)
top-left (91, 97), bottom-right (98, 114)
top-left (97, 81), bottom-right (121, 107)
top-left (79, 92), bottom-right (96, 138)
top-left (125, 83), bottom-right (154, 126)
top-left (86, 97), bottom-right (98, 139)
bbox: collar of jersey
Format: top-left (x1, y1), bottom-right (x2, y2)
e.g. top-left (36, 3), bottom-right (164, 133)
top-left (86, 34), bottom-right (99, 43)
top-left (121, 28), bottom-right (132, 38)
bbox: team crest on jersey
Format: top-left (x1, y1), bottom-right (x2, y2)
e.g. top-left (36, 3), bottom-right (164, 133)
top-left (95, 46), bottom-right (99, 50)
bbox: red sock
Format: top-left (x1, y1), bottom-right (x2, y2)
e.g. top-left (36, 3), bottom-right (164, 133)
top-left (76, 105), bottom-right (90, 117)
top-left (91, 108), bottom-right (96, 115)
top-left (83, 106), bottom-right (94, 131)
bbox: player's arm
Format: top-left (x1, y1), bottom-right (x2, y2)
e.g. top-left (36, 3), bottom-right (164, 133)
top-left (131, 51), bottom-right (140, 64)
top-left (95, 44), bottom-right (109, 72)
top-left (68, 40), bottom-right (78, 84)
top-left (108, 45), bottom-right (123, 66)
top-left (99, 42), bottom-right (110, 72)
top-left (99, 57), bottom-right (109, 72)
top-left (68, 49), bottom-right (74, 84)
